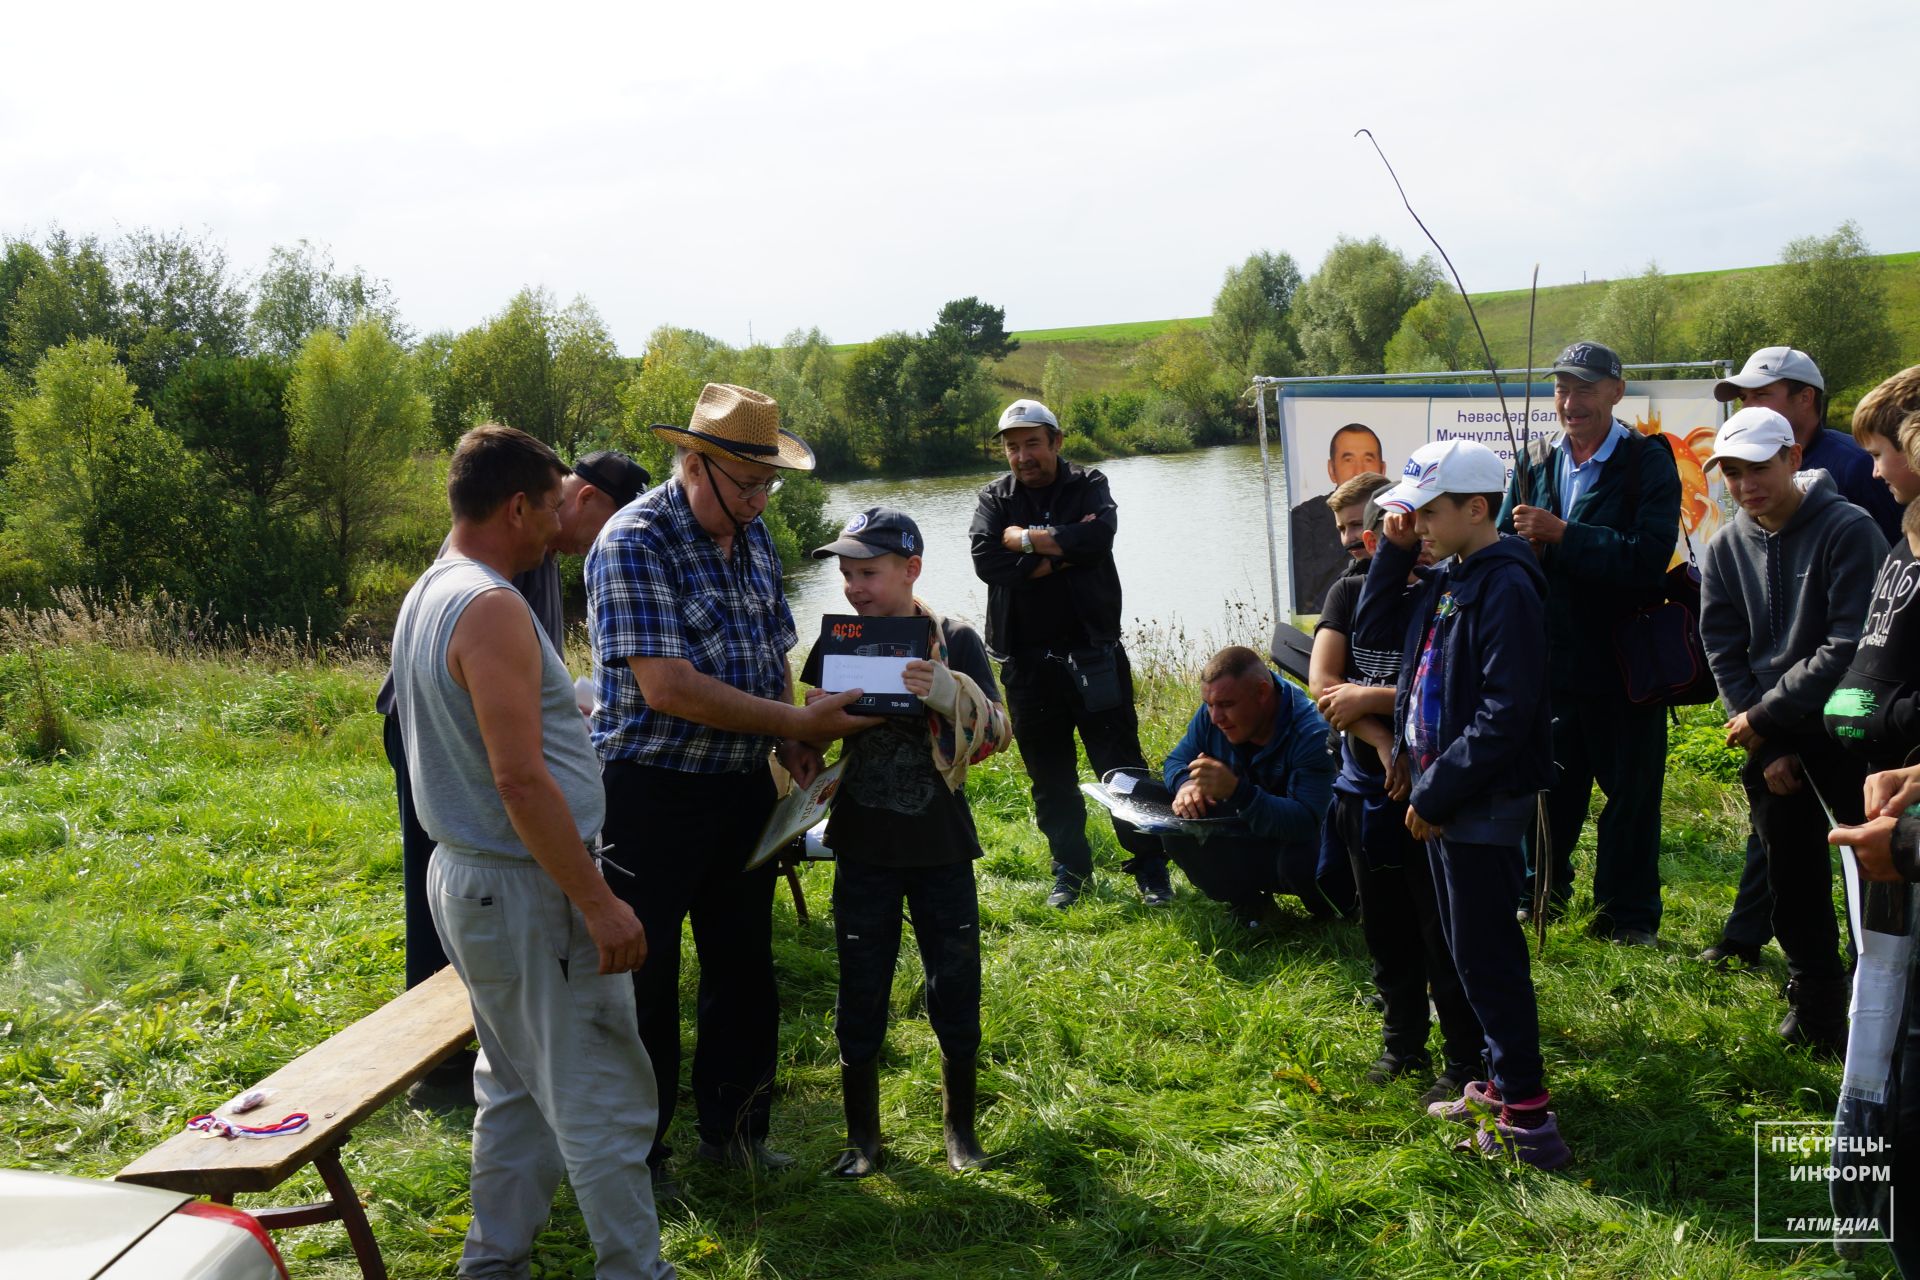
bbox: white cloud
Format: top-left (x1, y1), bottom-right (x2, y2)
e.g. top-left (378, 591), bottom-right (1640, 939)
top-left (2, 0), bottom-right (1914, 351)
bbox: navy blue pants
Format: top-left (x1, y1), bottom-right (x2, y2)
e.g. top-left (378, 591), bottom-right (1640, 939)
top-left (832, 859), bottom-right (981, 1065)
top-left (1334, 790), bottom-right (1482, 1072)
top-left (1717, 829), bottom-right (1774, 951)
top-left (1528, 692), bottom-right (1668, 934)
top-left (1428, 835), bottom-right (1545, 1101)
top-left (383, 712), bottom-right (450, 989)
top-left (601, 760), bottom-right (781, 1172)
top-left (1157, 829), bottom-right (1347, 917)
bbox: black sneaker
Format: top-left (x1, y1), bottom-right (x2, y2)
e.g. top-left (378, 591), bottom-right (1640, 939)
top-left (1135, 866), bottom-right (1174, 908)
top-left (1365, 1051), bottom-right (1431, 1086)
top-left (1697, 941), bottom-right (1761, 970)
top-left (1046, 876), bottom-right (1084, 909)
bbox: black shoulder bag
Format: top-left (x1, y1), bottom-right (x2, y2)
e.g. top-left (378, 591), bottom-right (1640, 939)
top-left (1609, 432), bottom-right (1719, 706)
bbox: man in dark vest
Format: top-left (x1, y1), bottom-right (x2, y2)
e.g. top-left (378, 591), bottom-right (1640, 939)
top-left (1500, 342), bottom-right (1681, 946)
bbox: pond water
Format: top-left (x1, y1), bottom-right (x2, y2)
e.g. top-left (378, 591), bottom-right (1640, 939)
top-left (783, 443), bottom-right (1301, 651)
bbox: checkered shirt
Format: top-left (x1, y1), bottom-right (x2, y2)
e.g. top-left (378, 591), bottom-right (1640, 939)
top-left (586, 478), bottom-right (797, 771)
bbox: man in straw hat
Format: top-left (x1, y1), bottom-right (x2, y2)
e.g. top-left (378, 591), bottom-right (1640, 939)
top-left (587, 383), bottom-right (877, 1194)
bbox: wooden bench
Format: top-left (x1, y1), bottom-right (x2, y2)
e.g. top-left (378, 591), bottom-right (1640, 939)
top-left (117, 965), bottom-right (474, 1280)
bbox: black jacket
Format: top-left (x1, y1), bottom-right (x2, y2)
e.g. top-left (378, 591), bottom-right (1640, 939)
top-left (969, 461), bottom-right (1124, 661)
top-left (1497, 425), bottom-right (1681, 697)
top-left (1352, 534), bottom-right (1554, 828)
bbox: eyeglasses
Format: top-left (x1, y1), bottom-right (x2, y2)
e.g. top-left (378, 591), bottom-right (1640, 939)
top-left (703, 454), bottom-right (784, 499)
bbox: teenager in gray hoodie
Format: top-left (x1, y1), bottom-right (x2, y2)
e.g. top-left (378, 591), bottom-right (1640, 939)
top-left (1700, 407), bottom-right (1888, 1054)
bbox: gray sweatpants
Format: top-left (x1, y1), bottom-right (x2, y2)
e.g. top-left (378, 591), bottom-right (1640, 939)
top-left (429, 846), bottom-right (675, 1280)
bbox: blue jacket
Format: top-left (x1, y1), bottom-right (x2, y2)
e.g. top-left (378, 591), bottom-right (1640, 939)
top-left (1351, 534), bottom-right (1554, 829)
top-left (1162, 672), bottom-right (1334, 844)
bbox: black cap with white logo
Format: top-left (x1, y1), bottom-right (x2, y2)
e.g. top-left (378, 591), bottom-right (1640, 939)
top-left (810, 507), bottom-right (925, 560)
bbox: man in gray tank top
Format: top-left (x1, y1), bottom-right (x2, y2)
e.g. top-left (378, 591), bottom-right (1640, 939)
top-left (393, 425), bottom-right (675, 1280)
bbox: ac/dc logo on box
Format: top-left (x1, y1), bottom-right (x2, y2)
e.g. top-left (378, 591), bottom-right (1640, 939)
top-left (831, 621), bottom-right (863, 641)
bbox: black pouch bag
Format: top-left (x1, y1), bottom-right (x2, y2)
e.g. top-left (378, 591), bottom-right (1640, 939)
top-left (1066, 644), bottom-right (1124, 714)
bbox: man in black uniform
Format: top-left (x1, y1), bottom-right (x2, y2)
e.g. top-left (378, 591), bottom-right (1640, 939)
top-left (968, 398), bottom-right (1172, 908)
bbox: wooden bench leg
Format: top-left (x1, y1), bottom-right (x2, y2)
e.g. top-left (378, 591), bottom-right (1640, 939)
top-left (314, 1145), bottom-right (388, 1280)
top-left (785, 862), bottom-right (809, 926)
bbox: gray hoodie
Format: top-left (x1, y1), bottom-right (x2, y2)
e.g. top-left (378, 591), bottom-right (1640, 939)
top-left (1700, 469), bottom-right (1888, 742)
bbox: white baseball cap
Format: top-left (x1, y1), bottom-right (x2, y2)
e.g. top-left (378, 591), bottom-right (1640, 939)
top-left (1375, 439), bottom-right (1509, 513)
top-left (1714, 346), bottom-right (1825, 402)
top-left (995, 398), bottom-right (1061, 435)
top-left (1704, 407), bottom-right (1797, 471)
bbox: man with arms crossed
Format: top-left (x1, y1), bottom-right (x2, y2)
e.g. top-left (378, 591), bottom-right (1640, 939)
top-left (392, 425), bottom-right (674, 1279)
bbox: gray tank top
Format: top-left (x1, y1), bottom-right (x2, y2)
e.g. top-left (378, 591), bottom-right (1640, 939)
top-left (392, 557), bottom-right (605, 857)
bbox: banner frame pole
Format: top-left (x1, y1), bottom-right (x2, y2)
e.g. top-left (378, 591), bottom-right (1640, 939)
top-left (1255, 383), bottom-right (1284, 627)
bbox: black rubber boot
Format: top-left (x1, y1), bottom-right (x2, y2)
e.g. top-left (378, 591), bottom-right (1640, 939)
top-left (830, 1057), bottom-right (882, 1178)
top-left (1778, 975), bottom-right (1850, 1058)
top-left (940, 1055), bottom-right (988, 1171)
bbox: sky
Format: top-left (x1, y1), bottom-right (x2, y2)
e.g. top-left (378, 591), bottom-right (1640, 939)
top-left (4, 0), bottom-right (1916, 353)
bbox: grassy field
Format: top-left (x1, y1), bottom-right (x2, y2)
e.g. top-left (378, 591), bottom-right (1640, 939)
top-left (0, 610), bottom-right (1902, 1278)
top-left (973, 251), bottom-right (1920, 400)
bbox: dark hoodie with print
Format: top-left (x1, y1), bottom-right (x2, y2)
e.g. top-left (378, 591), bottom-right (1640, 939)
top-left (1351, 532), bottom-right (1554, 831)
top-left (1700, 470), bottom-right (1887, 760)
top-left (1823, 539), bottom-right (1920, 770)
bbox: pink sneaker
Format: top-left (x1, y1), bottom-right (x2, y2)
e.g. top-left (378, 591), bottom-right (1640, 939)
top-left (1455, 1111), bottom-right (1572, 1171)
top-left (1426, 1079), bottom-right (1500, 1123)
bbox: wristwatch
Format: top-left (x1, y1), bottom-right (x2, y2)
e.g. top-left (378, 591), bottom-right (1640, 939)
top-left (1019, 529), bottom-right (1034, 555)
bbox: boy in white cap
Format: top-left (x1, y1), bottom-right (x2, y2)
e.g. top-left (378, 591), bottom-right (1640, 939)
top-left (1699, 406), bottom-right (1886, 1054)
top-left (1349, 438), bottom-right (1567, 1169)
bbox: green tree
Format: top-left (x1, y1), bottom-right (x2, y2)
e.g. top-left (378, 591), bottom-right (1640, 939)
top-left (1581, 261), bottom-right (1677, 365)
top-left (1691, 271), bottom-right (1775, 368)
top-left (1041, 353), bottom-right (1076, 427)
top-left (550, 297), bottom-right (627, 449)
top-left (1767, 221), bottom-right (1899, 396)
top-left (931, 297), bottom-right (1018, 361)
top-left (1210, 250), bottom-right (1301, 378)
top-left (2, 337), bottom-right (207, 596)
top-left (115, 228), bottom-right (250, 397)
top-left (156, 354), bottom-right (294, 503)
top-left (1384, 282), bottom-right (1474, 373)
top-left (841, 332), bottom-right (920, 469)
top-left (1132, 327), bottom-right (1230, 427)
top-left (2, 231), bottom-right (122, 378)
top-left (1293, 237), bottom-right (1437, 375)
top-left (251, 240), bottom-right (409, 357)
top-left (286, 320), bottom-right (430, 582)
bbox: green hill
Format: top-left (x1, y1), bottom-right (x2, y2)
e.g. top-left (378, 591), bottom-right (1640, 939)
top-left (974, 251), bottom-right (1920, 398)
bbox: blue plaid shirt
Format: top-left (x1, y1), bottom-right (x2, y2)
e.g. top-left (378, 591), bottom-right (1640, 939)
top-left (586, 478), bottom-right (798, 772)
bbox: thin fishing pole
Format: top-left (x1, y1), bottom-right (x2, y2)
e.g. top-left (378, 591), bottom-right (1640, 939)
top-left (1354, 129), bottom-right (1527, 501)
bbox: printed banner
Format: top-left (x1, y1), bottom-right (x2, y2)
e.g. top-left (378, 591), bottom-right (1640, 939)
top-left (1276, 381), bottom-right (1726, 615)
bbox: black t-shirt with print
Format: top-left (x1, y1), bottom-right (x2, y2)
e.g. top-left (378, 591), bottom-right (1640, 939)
top-left (1825, 541), bottom-right (1920, 768)
top-left (800, 615), bottom-right (1002, 866)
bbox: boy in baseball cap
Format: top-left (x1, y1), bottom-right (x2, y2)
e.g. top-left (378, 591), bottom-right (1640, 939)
top-left (1350, 437), bottom-right (1567, 1168)
top-left (800, 506), bottom-right (1012, 1179)
top-left (1699, 407), bottom-right (1887, 1055)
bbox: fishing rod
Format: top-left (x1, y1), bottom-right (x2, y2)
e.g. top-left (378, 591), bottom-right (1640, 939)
top-left (1354, 128), bottom-right (1534, 508)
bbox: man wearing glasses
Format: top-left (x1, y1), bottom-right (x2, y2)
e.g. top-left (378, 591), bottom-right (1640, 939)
top-left (587, 383), bottom-right (875, 1197)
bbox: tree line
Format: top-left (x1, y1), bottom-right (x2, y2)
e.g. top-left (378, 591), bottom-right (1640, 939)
top-left (0, 222), bottom-right (1901, 639)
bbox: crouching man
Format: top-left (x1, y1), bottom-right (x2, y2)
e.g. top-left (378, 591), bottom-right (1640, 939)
top-left (1150, 645), bottom-right (1342, 928)
top-left (392, 425), bottom-right (674, 1279)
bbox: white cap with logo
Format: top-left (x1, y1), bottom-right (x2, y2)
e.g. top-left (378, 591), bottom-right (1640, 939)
top-left (1375, 439), bottom-right (1510, 513)
top-left (1714, 347), bottom-right (1825, 402)
top-left (1704, 407), bottom-right (1797, 471)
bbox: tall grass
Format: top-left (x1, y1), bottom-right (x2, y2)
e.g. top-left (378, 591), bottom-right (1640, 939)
top-left (0, 629), bottom-right (1895, 1278)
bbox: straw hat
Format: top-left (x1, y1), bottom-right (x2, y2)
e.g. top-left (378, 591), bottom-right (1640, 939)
top-left (650, 383), bottom-right (816, 472)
